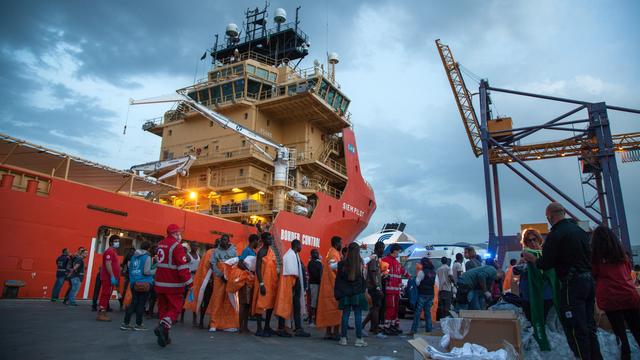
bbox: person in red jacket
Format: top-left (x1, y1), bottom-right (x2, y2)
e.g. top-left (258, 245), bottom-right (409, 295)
top-left (96, 235), bottom-right (121, 322)
top-left (591, 225), bottom-right (640, 360)
top-left (382, 244), bottom-right (409, 335)
top-left (153, 224), bottom-right (193, 347)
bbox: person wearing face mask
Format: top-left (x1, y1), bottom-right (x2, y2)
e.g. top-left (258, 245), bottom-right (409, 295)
top-left (153, 224), bottom-right (193, 347)
top-left (96, 235), bottom-right (121, 322)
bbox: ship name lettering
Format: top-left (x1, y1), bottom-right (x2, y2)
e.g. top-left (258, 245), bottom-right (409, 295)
top-left (280, 229), bottom-right (320, 248)
top-left (342, 202), bottom-right (365, 217)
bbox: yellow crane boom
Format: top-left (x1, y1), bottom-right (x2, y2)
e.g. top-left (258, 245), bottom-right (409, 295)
top-left (435, 39), bottom-right (482, 157)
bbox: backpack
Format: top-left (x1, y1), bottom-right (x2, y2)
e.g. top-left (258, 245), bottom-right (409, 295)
top-left (129, 254), bottom-right (152, 291)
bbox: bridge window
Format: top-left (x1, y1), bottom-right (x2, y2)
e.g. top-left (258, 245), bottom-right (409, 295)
top-left (318, 80), bottom-right (329, 99)
top-left (198, 89), bottom-right (210, 103)
top-left (234, 79), bottom-right (245, 99)
top-left (247, 79), bottom-right (262, 97)
top-left (256, 67), bottom-right (269, 81)
top-left (247, 64), bottom-right (256, 75)
top-left (333, 94), bottom-right (343, 111)
top-left (211, 86), bottom-right (222, 104)
top-left (327, 88), bottom-right (336, 107)
top-left (222, 82), bottom-right (233, 101)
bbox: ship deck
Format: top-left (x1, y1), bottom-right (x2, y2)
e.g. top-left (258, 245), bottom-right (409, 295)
top-left (0, 133), bottom-right (179, 196)
top-left (0, 299), bottom-right (414, 360)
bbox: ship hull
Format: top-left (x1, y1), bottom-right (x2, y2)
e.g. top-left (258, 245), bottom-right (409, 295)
top-left (0, 128), bottom-right (375, 299)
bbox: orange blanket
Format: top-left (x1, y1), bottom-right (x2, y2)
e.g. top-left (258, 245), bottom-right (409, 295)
top-left (274, 275), bottom-right (296, 320)
top-left (225, 263), bottom-right (254, 294)
top-left (252, 247), bottom-right (278, 315)
top-left (208, 264), bottom-right (239, 330)
top-left (315, 247), bottom-right (342, 328)
top-left (503, 266), bottom-right (514, 293)
top-left (184, 249), bottom-right (214, 312)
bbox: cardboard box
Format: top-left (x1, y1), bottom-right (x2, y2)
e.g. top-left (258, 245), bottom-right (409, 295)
top-left (408, 337), bottom-right (433, 360)
top-left (450, 310), bottom-right (522, 358)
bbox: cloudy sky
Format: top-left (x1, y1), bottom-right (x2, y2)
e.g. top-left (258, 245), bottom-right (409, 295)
top-left (1, 0), bottom-right (639, 246)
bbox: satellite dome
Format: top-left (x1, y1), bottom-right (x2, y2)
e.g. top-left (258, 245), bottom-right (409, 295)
top-left (328, 52), bottom-right (339, 64)
top-left (226, 23), bottom-right (239, 38)
top-left (274, 8), bottom-right (287, 24)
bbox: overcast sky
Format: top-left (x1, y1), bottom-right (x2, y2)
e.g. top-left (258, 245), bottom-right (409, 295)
top-left (1, 0), bottom-right (639, 246)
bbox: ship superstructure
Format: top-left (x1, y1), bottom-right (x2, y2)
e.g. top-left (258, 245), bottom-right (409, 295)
top-left (142, 5), bottom-right (353, 227)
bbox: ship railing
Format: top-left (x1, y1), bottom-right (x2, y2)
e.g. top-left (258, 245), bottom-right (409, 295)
top-left (193, 146), bottom-right (272, 164)
top-left (211, 21), bottom-right (309, 53)
top-left (209, 200), bottom-right (272, 216)
top-left (297, 178), bottom-right (343, 199)
top-left (141, 116), bottom-right (163, 131)
top-left (209, 175), bottom-right (271, 191)
top-left (295, 150), bottom-right (347, 176)
top-left (0, 166), bottom-right (52, 196)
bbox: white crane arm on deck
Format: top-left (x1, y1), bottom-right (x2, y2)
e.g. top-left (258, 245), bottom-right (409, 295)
top-left (130, 91), bottom-right (291, 189)
top-left (129, 92), bottom-right (283, 161)
top-left (130, 155), bottom-right (196, 181)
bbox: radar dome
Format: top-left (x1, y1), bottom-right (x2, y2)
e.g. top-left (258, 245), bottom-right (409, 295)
top-left (328, 52), bottom-right (339, 64)
top-left (274, 8), bottom-right (287, 24)
top-left (226, 23), bottom-right (239, 38)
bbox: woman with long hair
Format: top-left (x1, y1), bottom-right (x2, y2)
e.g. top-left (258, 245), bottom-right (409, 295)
top-left (591, 225), bottom-right (640, 360)
top-left (334, 242), bottom-right (368, 347)
top-left (513, 228), bottom-right (553, 322)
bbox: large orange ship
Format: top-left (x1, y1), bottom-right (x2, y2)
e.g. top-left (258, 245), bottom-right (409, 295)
top-left (0, 5), bottom-right (375, 299)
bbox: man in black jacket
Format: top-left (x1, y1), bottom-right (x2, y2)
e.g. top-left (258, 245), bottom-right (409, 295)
top-left (51, 248), bottom-right (70, 302)
top-left (307, 249), bottom-right (322, 326)
top-left (523, 202), bottom-right (602, 360)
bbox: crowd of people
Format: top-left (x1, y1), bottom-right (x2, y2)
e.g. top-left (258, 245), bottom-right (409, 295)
top-left (50, 201), bottom-right (640, 357)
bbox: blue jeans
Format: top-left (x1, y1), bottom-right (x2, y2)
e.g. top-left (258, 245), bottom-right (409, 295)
top-left (341, 305), bottom-right (363, 339)
top-left (51, 276), bottom-right (66, 300)
top-left (468, 290), bottom-right (484, 310)
top-left (411, 295), bottom-right (434, 333)
top-left (65, 278), bottom-right (82, 305)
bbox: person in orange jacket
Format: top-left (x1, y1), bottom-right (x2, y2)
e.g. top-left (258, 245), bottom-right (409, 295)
top-left (316, 236), bottom-right (343, 340)
top-left (153, 224), bottom-right (193, 347)
top-left (502, 258), bottom-right (517, 293)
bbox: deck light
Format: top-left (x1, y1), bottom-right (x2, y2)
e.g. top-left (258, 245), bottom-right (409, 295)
top-left (189, 191), bottom-right (197, 199)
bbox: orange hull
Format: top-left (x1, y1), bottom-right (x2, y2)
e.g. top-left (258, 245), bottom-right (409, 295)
top-left (0, 128), bottom-right (375, 299)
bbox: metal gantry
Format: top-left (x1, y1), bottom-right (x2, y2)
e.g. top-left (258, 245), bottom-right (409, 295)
top-left (436, 40), bottom-right (640, 258)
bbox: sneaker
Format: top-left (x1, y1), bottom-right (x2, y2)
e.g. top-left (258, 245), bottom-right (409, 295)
top-left (338, 337), bottom-right (348, 346)
top-left (208, 327), bottom-right (216, 332)
top-left (361, 330), bottom-right (369, 338)
top-left (376, 332), bottom-right (388, 339)
top-left (154, 326), bottom-right (167, 347)
top-left (134, 325), bottom-right (147, 331)
top-left (96, 311), bottom-right (111, 322)
top-left (255, 330), bottom-right (271, 337)
top-left (406, 331), bottom-right (415, 337)
top-left (355, 338), bottom-right (368, 347)
top-left (276, 329), bottom-right (292, 337)
top-left (223, 328), bottom-right (238, 333)
top-left (120, 323), bottom-right (133, 331)
top-left (294, 329), bottom-right (311, 337)
top-left (309, 322), bottom-right (316, 328)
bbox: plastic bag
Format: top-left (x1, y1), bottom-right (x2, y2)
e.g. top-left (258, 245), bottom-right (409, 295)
top-left (426, 343), bottom-right (508, 360)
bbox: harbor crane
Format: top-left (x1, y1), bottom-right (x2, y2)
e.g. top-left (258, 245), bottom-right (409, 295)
top-left (436, 39), bottom-right (640, 257)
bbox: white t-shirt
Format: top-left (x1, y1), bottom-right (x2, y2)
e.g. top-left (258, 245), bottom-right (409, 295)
top-left (450, 261), bottom-right (463, 282)
top-left (436, 264), bottom-right (452, 292)
top-left (188, 252), bottom-right (200, 273)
